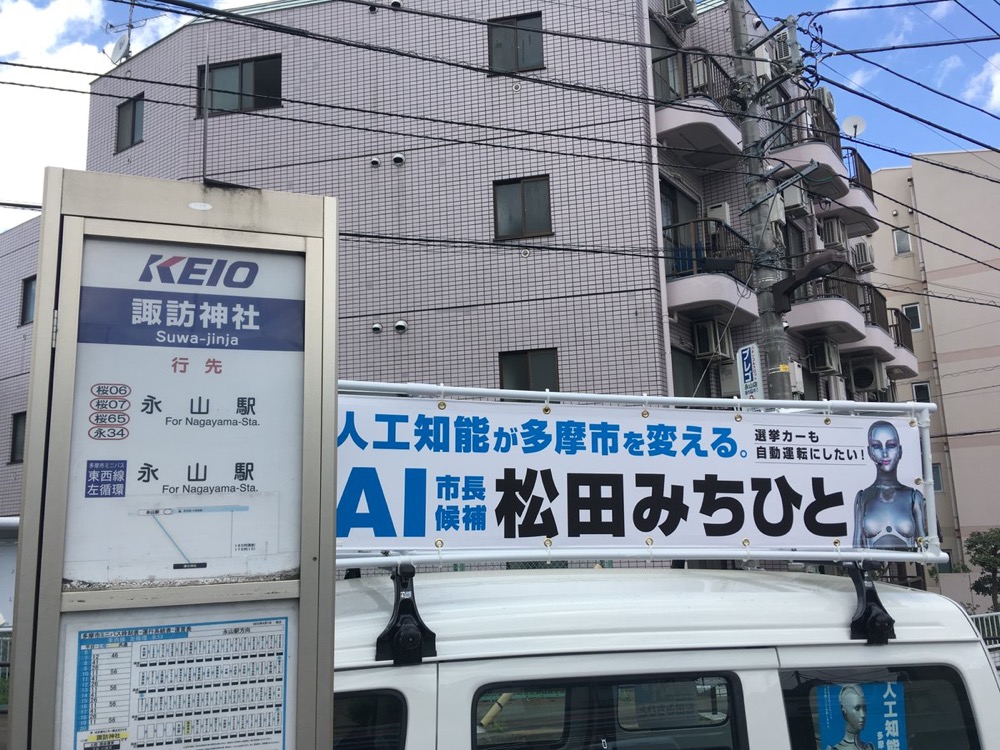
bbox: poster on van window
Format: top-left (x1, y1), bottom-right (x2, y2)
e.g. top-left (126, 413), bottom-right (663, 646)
top-left (335, 396), bottom-right (932, 556)
top-left (816, 682), bottom-right (907, 750)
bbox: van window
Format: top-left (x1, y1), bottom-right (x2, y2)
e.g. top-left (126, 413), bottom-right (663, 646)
top-left (334, 690), bottom-right (406, 750)
top-left (780, 665), bottom-right (981, 750)
top-left (475, 675), bottom-right (740, 749)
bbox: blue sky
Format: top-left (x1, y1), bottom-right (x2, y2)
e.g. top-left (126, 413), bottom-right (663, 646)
top-left (1, 0), bottom-right (998, 232)
top-left (751, 0), bottom-right (1000, 171)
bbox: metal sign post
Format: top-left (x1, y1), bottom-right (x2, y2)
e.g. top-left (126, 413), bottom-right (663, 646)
top-left (12, 169), bottom-right (337, 749)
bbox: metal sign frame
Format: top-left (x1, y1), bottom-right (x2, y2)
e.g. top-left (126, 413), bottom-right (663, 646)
top-left (12, 169), bottom-right (338, 749)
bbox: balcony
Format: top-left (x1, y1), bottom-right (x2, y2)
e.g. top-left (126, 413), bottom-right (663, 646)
top-left (768, 96), bottom-right (850, 199)
top-left (814, 148), bottom-right (879, 236)
top-left (653, 49), bottom-right (742, 171)
top-left (887, 308), bottom-right (918, 379)
top-left (663, 219), bottom-right (759, 325)
top-left (840, 286), bottom-right (897, 361)
top-left (783, 265), bottom-right (866, 343)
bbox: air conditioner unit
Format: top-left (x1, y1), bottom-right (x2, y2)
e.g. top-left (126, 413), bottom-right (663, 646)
top-left (815, 86), bottom-right (836, 116)
top-left (820, 217), bottom-right (847, 251)
top-left (693, 320), bottom-right (734, 361)
top-left (827, 375), bottom-right (848, 401)
top-left (851, 241), bottom-right (876, 272)
top-left (665, 0), bottom-right (696, 25)
top-left (849, 357), bottom-right (888, 393)
top-left (690, 57), bottom-right (709, 92)
top-left (772, 25), bottom-right (802, 68)
top-left (808, 338), bottom-right (841, 375)
top-left (782, 184), bottom-right (809, 218)
top-left (789, 361), bottom-right (806, 395)
top-left (706, 201), bottom-right (731, 226)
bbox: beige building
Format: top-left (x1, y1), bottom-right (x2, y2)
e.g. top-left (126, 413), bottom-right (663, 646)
top-left (872, 151), bottom-right (1000, 606)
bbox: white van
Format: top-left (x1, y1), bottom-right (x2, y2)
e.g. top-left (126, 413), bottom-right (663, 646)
top-left (333, 562), bottom-right (1000, 750)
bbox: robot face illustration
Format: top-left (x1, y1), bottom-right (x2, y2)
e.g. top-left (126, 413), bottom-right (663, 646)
top-left (868, 423), bottom-right (901, 475)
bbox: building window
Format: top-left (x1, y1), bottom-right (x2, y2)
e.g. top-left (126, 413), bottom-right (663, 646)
top-left (197, 55), bottom-right (281, 116)
top-left (10, 412), bottom-right (26, 464)
top-left (499, 348), bottom-right (558, 392)
top-left (20, 275), bottom-right (36, 325)
top-left (650, 22), bottom-right (682, 105)
top-left (893, 228), bottom-right (912, 255)
top-left (912, 381), bottom-right (931, 402)
top-left (494, 176), bottom-right (551, 238)
top-left (901, 302), bottom-right (922, 331)
top-left (116, 94), bottom-right (144, 152)
top-left (932, 462), bottom-right (943, 492)
top-left (488, 13), bottom-right (543, 73)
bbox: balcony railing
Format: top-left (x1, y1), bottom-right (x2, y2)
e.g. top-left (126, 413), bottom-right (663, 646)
top-left (663, 218), bottom-right (754, 284)
top-left (788, 265), bottom-right (863, 308)
top-left (653, 48), bottom-right (741, 120)
top-left (890, 308), bottom-right (914, 351)
top-left (769, 96), bottom-right (841, 155)
top-left (859, 284), bottom-right (891, 333)
top-left (842, 147), bottom-right (874, 201)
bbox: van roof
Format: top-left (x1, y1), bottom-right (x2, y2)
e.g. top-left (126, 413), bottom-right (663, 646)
top-left (334, 567), bottom-right (976, 669)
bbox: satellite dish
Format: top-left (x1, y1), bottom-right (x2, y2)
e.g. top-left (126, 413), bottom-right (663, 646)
top-left (110, 33), bottom-right (131, 64)
top-left (842, 115), bottom-right (867, 138)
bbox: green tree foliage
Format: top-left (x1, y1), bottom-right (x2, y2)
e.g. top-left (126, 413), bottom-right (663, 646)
top-left (965, 529), bottom-right (1000, 612)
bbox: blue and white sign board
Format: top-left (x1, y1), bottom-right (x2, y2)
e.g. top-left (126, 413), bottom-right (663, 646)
top-left (738, 344), bottom-right (762, 400)
top-left (336, 396), bottom-right (929, 554)
top-left (817, 682), bottom-right (908, 750)
top-left (63, 238), bottom-right (305, 586)
top-left (58, 601), bottom-right (296, 750)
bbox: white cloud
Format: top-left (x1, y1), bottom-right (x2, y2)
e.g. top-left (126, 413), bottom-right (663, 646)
top-left (846, 67), bottom-right (878, 90)
top-left (880, 14), bottom-right (916, 47)
top-left (823, 0), bottom-right (874, 18)
top-left (933, 55), bottom-right (963, 89)
top-left (963, 53), bottom-right (1000, 114)
top-left (929, 1), bottom-right (954, 21)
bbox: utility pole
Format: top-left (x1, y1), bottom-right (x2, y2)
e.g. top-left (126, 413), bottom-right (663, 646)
top-left (729, 0), bottom-right (793, 401)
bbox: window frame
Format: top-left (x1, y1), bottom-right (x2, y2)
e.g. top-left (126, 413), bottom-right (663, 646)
top-left (488, 13), bottom-right (544, 74)
top-left (20, 275), bottom-right (36, 326)
top-left (893, 228), bottom-right (913, 255)
top-left (115, 93), bottom-right (145, 153)
top-left (901, 302), bottom-right (922, 332)
top-left (912, 381), bottom-right (931, 403)
top-left (333, 689), bottom-right (406, 750)
top-left (493, 175), bottom-right (552, 239)
top-left (499, 348), bottom-right (559, 393)
top-left (196, 55), bottom-right (282, 117)
top-left (10, 412), bottom-right (26, 464)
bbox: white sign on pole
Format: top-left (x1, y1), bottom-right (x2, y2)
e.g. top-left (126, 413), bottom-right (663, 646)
top-left (63, 238), bottom-right (305, 586)
top-left (738, 344), bottom-right (762, 399)
top-left (336, 396), bottom-right (928, 555)
top-left (58, 601), bottom-right (297, 750)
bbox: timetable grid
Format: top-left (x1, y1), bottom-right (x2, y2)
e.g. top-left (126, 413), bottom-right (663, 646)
top-left (73, 618), bottom-right (289, 750)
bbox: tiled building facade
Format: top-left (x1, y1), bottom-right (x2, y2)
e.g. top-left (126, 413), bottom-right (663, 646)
top-left (1, 0), bottom-right (914, 519)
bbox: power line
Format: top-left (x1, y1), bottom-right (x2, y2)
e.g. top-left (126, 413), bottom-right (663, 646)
top-left (821, 33), bottom-right (1000, 57)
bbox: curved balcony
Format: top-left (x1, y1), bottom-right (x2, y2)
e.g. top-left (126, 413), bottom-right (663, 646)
top-left (783, 267), bottom-right (866, 343)
top-left (663, 219), bottom-right (759, 326)
top-left (768, 96), bottom-right (850, 199)
top-left (653, 49), bottom-right (742, 171)
top-left (887, 308), bottom-right (918, 379)
top-left (840, 286), bottom-right (897, 361)
top-left (815, 148), bottom-right (879, 236)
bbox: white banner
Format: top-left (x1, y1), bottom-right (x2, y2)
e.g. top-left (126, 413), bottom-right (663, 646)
top-left (336, 396), bottom-right (929, 555)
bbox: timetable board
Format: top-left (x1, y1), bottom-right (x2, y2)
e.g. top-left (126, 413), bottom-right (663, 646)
top-left (59, 603), bottom-right (297, 750)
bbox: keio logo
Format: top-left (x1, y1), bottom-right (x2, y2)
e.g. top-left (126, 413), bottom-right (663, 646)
top-left (138, 255), bottom-right (259, 288)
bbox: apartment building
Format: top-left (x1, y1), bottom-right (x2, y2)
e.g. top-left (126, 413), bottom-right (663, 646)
top-left (1, 0), bottom-right (915, 520)
top-left (871, 151), bottom-right (1000, 601)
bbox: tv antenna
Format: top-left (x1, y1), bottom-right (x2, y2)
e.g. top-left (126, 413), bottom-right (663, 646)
top-left (104, 0), bottom-right (146, 64)
top-left (842, 115), bottom-right (867, 138)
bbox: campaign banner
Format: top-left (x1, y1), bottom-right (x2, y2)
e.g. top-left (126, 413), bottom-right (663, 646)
top-left (336, 395), bottom-right (929, 553)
